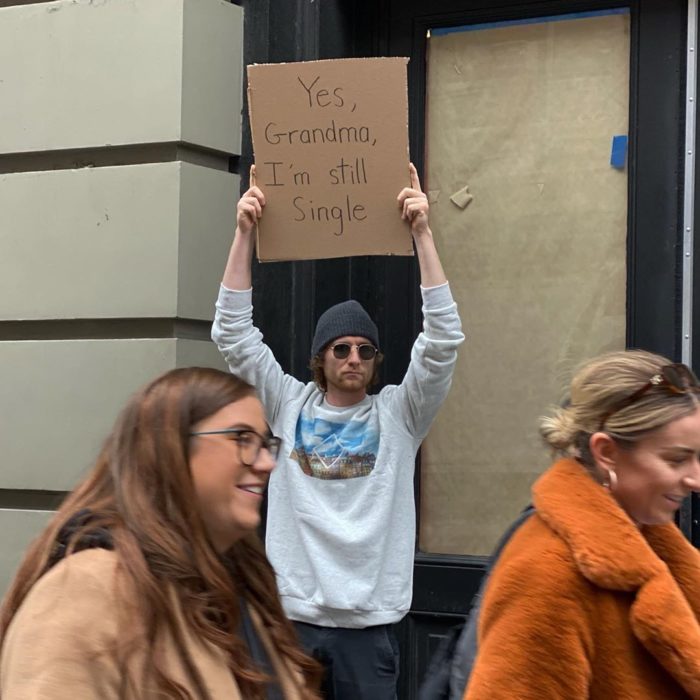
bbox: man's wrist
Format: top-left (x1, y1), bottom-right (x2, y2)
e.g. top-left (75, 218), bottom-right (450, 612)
top-left (411, 225), bottom-right (433, 240)
top-left (220, 283), bottom-right (253, 293)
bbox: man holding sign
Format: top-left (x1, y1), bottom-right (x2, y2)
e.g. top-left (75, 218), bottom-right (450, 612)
top-left (212, 163), bottom-right (464, 699)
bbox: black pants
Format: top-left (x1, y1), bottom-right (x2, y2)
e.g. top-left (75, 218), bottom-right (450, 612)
top-left (294, 621), bottom-right (400, 700)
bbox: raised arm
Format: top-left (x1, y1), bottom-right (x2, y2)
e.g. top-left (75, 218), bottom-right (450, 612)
top-left (213, 169), bottom-right (305, 420)
top-left (397, 162), bottom-right (447, 288)
top-left (387, 163), bottom-right (464, 438)
top-left (222, 166), bottom-right (265, 291)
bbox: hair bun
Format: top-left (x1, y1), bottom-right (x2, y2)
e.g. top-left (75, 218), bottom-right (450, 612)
top-left (539, 405), bottom-right (577, 452)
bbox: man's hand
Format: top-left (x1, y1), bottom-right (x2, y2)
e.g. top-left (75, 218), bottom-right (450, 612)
top-left (223, 166), bottom-right (265, 290)
top-left (397, 162), bottom-right (430, 239)
top-left (236, 166), bottom-right (266, 237)
top-left (397, 162), bottom-right (447, 287)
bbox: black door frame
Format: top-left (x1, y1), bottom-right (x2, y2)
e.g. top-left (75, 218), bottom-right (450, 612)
top-left (239, 0), bottom-right (694, 695)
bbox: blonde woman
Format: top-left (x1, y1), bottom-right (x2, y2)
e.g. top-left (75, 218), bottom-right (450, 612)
top-left (465, 350), bottom-right (700, 700)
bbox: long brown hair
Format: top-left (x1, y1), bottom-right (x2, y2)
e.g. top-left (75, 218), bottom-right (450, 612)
top-left (0, 367), bottom-right (320, 699)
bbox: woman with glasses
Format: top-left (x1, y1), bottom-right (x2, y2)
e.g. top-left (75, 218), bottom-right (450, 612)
top-left (0, 367), bottom-right (320, 699)
top-left (464, 350), bottom-right (700, 700)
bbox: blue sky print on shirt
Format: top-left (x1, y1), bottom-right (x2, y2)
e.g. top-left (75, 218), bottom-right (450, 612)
top-left (291, 412), bottom-right (379, 480)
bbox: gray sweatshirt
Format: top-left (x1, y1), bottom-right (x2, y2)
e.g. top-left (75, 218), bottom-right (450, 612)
top-left (212, 282), bottom-right (464, 628)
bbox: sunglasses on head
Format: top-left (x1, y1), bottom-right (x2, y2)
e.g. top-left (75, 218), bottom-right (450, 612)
top-left (599, 362), bottom-right (700, 430)
top-left (330, 342), bottom-right (378, 361)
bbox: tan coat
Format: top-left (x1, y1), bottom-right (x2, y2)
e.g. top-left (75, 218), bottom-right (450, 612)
top-left (0, 548), bottom-right (307, 699)
top-left (465, 458), bottom-right (700, 700)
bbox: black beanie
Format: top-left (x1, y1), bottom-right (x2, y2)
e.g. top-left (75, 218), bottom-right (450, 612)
top-left (311, 300), bottom-right (379, 356)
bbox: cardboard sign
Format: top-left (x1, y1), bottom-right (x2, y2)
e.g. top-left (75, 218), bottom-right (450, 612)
top-left (247, 57), bottom-right (413, 261)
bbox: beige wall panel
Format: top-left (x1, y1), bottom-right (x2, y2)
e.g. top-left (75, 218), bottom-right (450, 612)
top-left (182, 0), bottom-right (243, 154)
top-left (176, 338), bottom-right (228, 370)
top-left (0, 509), bottom-right (53, 595)
top-left (178, 167), bottom-right (239, 319)
top-left (0, 162), bottom-right (237, 320)
top-left (0, 337), bottom-right (223, 491)
top-left (0, 0), bottom-right (243, 155)
top-left (0, 0), bottom-right (183, 153)
top-left (0, 163), bottom-right (179, 319)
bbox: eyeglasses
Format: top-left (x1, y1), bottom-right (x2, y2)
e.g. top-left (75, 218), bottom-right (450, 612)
top-left (330, 343), bottom-right (378, 361)
top-left (189, 428), bottom-right (282, 467)
top-left (599, 363), bottom-right (700, 430)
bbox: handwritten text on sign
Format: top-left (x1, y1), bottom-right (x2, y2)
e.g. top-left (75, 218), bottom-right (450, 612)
top-left (247, 58), bottom-right (412, 261)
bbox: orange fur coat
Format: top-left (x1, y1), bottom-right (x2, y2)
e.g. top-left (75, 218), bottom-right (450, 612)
top-left (464, 458), bottom-right (700, 700)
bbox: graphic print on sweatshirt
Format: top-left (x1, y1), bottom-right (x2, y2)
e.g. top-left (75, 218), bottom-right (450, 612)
top-left (290, 410), bottom-right (379, 480)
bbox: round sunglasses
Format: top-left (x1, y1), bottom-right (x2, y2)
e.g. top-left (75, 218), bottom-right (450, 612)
top-left (329, 342), bottom-right (378, 361)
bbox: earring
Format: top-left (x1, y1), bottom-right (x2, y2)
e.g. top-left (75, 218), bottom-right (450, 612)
top-left (603, 469), bottom-right (618, 491)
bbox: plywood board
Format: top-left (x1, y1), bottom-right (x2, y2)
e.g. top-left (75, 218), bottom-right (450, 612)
top-left (419, 11), bottom-right (629, 555)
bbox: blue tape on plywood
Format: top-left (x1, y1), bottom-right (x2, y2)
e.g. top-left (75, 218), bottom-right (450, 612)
top-left (610, 135), bottom-right (628, 169)
top-left (431, 9), bottom-right (630, 37)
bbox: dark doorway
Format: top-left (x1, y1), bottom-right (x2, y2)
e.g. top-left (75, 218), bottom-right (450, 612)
top-left (241, 1), bottom-right (691, 695)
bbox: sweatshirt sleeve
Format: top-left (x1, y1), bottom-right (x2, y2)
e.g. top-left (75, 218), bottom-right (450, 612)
top-left (385, 282), bottom-right (465, 439)
top-left (212, 285), bottom-right (306, 423)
